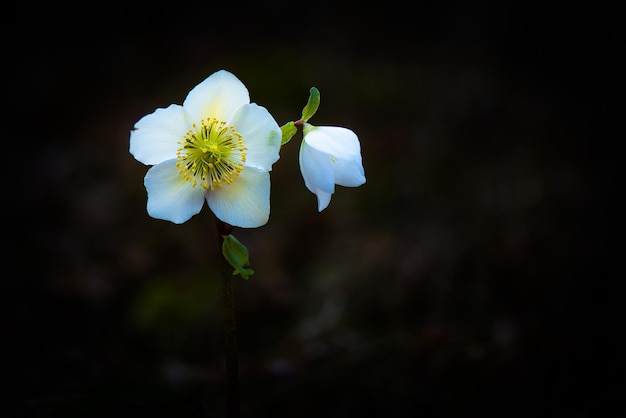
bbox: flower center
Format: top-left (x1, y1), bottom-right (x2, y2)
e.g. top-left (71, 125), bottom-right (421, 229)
top-left (176, 118), bottom-right (247, 190)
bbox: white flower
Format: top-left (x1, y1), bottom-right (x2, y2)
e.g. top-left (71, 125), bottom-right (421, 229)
top-left (130, 70), bottom-right (282, 228)
top-left (298, 124), bottom-right (366, 211)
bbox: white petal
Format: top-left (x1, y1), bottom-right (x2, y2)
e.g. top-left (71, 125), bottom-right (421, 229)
top-left (332, 155), bottom-right (366, 187)
top-left (230, 103), bottom-right (281, 171)
top-left (314, 190), bottom-right (332, 212)
top-left (144, 159), bottom-right (206, 224)
top-left (206, 166), bottom-right (271, 228)
top-left (130, 104), bottom-right (190, 165)
top-left (183, 70), bottom-right (250, 124)
top-left (304, 126), bottom-right (362, 160)
top-left (299, 140), bottom-right (335, 211)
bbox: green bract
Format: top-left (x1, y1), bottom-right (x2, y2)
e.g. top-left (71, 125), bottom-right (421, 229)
top-left (222, 234), bottom-right (254, 279)
top-left (280, 121), bottom-right (297, 145)
top-left (301, 87), bottom-right (320, 122)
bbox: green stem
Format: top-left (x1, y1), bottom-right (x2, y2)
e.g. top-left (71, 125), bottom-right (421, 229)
top-left (216, 218), bottom-right (240, 418)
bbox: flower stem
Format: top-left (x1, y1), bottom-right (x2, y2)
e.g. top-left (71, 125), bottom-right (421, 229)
top-left (216, 218), bottom-right (240, 418)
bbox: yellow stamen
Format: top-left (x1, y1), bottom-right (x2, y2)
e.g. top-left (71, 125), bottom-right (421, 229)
top-left (176, 118), bottom-right (248, 190)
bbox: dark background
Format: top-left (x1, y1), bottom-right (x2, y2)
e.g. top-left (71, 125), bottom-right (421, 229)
top-left (6, 1), bottom-right (623, 417)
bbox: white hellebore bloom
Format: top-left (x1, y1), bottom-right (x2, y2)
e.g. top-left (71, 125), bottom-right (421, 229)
top-left (130, 70), bottom-right (282, 228)
top-left (299, 124), bottom-right (366, 211)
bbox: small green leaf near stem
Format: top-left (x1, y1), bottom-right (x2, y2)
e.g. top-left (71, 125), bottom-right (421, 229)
top-left (279, 87), bottom-right (320, 147)
top-left (280, 121), bottom-right (297, 145)
top-left (301, 87), bottom-right (320, 123)
top-left (221, 234), bottom-right (254, 279)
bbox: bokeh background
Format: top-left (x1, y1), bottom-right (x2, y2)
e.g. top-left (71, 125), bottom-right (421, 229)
top-left (6, 1), bottom-right (623, 417)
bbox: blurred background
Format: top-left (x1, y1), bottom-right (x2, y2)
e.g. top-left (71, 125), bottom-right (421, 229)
top-left (6, 1), bottom-right (623, 417)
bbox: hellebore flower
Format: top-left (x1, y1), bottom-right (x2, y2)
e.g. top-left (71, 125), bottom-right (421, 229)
top-left (130, 70), bottom-right (282, 228)
top-left (299, 124), bottom-right (366, 211)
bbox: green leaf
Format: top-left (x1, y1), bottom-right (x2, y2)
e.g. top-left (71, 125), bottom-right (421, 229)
top-left (280, 121), bottom-right (297, 145)
top-left (301, 87), bottom-right (320, 122)
top-left (221, 234), bottom-right (254, 279)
